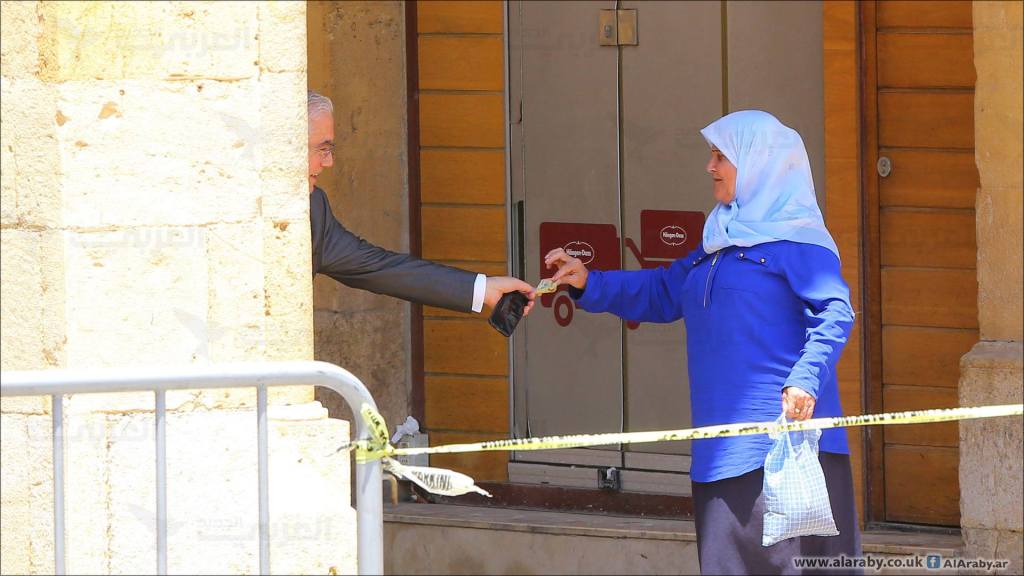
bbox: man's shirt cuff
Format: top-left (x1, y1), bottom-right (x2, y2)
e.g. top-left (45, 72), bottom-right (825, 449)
top-left (472, 274), bottom-right (486, 313)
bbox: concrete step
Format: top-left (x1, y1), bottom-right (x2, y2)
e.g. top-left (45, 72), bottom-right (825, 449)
top-left (384, 503), bottom-right (963, 575)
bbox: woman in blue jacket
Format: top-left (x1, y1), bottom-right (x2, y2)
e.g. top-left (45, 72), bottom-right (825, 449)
top-left (545, 110), bottom-right (861, 574)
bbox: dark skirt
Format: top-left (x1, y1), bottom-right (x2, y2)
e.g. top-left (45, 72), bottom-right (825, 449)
top-left (692, 452), bottom-right (863, 575)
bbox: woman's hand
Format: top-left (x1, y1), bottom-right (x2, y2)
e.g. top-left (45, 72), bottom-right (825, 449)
top-left (782, 386), bottom-right (815, 421)
top-left (543, 248), bottom-right (590, 290)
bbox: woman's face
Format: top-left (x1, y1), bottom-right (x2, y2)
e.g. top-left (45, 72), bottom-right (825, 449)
top-left (706, 147), bottom-right (737, 205)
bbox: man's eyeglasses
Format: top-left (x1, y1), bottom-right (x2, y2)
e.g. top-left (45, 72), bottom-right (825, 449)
top-left (313, 142), bottom-right (335, 160)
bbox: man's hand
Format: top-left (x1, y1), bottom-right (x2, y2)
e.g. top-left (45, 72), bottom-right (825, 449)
top-left (484, 276), bottom-right (536, 316)
top-left (782, 386), bottom-right (816, 421)
top-left (543, 248), bottom-right (589, 290)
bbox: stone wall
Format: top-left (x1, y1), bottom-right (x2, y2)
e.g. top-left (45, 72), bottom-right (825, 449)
top-left (1, 2), bottom-right (355, 573)
top-left (960, 1), bottom-right (1023, 573)
top-left (306, 1), bottom-right (413, 431)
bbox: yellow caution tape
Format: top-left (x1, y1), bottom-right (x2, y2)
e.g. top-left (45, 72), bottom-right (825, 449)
top-left (335, 404), bottom-right (1022, 497)
top-left (383, 458), bottom-right (492, 498)
top-left (386, 404), bottom-right (1023, 458)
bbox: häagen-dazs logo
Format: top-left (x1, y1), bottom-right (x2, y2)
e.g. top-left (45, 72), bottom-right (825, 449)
top-left (660, 225), bottom-right (687, 246)
top-left (564, 241), bottom-right (595, 265)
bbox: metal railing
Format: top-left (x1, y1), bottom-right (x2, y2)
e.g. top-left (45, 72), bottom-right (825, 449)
top-left (0, 361), bottom-right (383, 575)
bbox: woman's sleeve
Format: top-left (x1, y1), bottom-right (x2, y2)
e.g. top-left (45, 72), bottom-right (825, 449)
top-left (780, 244), bottom-right (856, 398)
top-left (569, 256), bottom-right (695, 323)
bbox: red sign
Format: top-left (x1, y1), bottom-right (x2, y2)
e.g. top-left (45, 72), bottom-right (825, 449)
top-left (539, 222), bottom-right (622, 276)
top-left (639, 210), bottom-right (705, 260)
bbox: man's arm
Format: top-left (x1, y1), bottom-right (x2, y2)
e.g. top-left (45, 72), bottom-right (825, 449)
top-left (310, 188), bottom-right (480, 313)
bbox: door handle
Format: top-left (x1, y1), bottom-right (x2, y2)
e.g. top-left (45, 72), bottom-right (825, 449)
top-left (877, 156), bottom-right (892, 178)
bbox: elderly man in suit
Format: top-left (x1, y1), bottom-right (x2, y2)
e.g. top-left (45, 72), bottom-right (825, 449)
top-left (307, 90), bottom-right (534, 315)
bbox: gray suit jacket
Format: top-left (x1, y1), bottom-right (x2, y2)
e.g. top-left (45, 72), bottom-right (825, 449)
top-left (310, 187), bottom-right (477, 312)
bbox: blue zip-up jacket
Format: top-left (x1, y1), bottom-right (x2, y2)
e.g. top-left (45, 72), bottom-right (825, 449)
top-left (572, 240), bottom-right (854, 483)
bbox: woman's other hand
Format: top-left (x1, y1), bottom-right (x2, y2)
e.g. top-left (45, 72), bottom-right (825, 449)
top-left (782, 386), bottom-right (816, 421)
top-left (544, 248), bottom-right (590, 290)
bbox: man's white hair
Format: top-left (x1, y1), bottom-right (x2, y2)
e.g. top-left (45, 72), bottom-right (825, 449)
top-left (307, 89), bottom-right (333, 121)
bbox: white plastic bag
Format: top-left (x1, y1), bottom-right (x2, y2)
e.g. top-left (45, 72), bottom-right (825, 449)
top-left (762, 412), bottom-right (839, 546)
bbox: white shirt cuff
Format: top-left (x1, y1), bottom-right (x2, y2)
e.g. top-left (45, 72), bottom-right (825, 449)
top-left (471, 274), bottom-right (487, 313)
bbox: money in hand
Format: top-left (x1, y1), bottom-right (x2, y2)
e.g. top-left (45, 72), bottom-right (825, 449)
top-left (536, 279), bottom-right (558, 294)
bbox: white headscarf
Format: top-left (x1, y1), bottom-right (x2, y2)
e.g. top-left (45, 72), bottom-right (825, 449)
top-left (699, 110), bottom-right (839, 259)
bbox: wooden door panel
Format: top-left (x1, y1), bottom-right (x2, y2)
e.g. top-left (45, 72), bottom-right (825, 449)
top-left (878, 149), bottom-right (978, 209)
top-left (882, 385), bottom-right (959, 446)
top-left (878, 92), bottom-right (974, 149)
top-left (881, 326), bottom-right (979, 388)
top-left (880, 209), bottom-right (977, 269)
top-left (883, 445), bottom-right (960, 525)
top-left (866, 0), bottom-right (975, 528)
top-left (881, 268), bottom-right (979, 329)
top-left (878, 33), bottom-right (974, 89)
top-left (876, 1), bottom-right (972, 29)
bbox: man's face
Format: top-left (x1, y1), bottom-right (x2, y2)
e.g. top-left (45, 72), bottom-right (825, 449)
top-left (308, 111), bottom-right (335, 192)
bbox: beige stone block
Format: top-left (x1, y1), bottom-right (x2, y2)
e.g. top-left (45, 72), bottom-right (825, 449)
top-left (974, 0), bottom-right (1024, 32)
top-left (962, 527), bottom-right (1023, 575)
top-left (205, 220), bottom-right (268, 364)
top-left (959, 342), bottom-right (1024, 533)
top-left (0, 138), bottom-right (14, 225)
top-left (153, 403), bottom-right (351, 574)
top-left (0, 76), bottom-right (62, 228)
top-left (37, 2), bottom-right (257, 82)
top-left (56, 80), bottom-right (261, 228)
top-left (257, 1), bottom-right (307, 74)
top-left (156, 2), bottom-right (258, 81)
top-left (106, 412), bottom-right (159, 573)
top-left (268, 406), bottom-right (355, 575)
top-left (0, 0), bottom-right (41, 79)
top-left (0, 413), bottom-right (56, 575)
top-left (974, 30), bottom-right (1024, 193)
top-left (314, 306), bottom-right (411, 431)
top-left (261, 217), bottom-right (313, 362)
top-left (258, 174), bottom-right (309, 222)
top-left (63, 412), bottom-right (113, 574)
top-left (976, 186), bottom-right (1024, 341)
top-left (62, 227), bottom-right (208, 411)
top-left (38, 407), bottom-right (352, 573)
top-left (256, 71), bottom-right (308, 180)
top-left (0, 228), bottom-right (66, 395)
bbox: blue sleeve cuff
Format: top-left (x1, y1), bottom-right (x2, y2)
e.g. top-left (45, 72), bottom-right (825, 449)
top-left (569, 270), bottom-right (604, 311)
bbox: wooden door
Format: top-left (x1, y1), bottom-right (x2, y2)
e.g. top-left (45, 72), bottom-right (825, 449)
top-left (862, 0), bottom-right (979, 526)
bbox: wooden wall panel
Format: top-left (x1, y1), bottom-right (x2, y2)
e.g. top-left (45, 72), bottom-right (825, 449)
top-left (876, 1), bottom-right (972, 29)
top-left (882, 385), bottom-right (959, 446)
top-left (424, 319), bottom-right (509, 377)
top-left (878, 92), bottom-right (974, 150)
top-left (879, 209), bottom-right (977, 269)
top-left (419, 36), bottom-right (504, 91)
top-left (877, 33), bottom-right (974, 88)
top-left (881, 268), bottom-right (979, 329)
top-left (823, 0), bottom-right (864, 528)
top-left (881, 326), bottom-right (978, 388)
top-left (416, 0), bottom-right (510, 481)
top-left (425, 375), bottom-right (509, 433)
top-left (418, 1), bottom-right (503, 34)
top-left (883, 445), bottom-right (960, 525)
top-left (421, 149), bottom-right (506, 205)
top-left (878, 150), bottom-right (978, 209)
top-left (420, 93), bottom-right (505, 148)
top-left (421, 205), bottom-right (507, 262)
top-left (429, 431), bottom-right (508, 482)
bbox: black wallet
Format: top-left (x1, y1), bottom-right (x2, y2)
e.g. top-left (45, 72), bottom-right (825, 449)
top-left (488, 291), bottom-right (529, 337)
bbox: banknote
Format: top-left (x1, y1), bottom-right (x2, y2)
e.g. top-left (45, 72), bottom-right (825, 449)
top-left (535, 279), bottom-right (558, 294)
